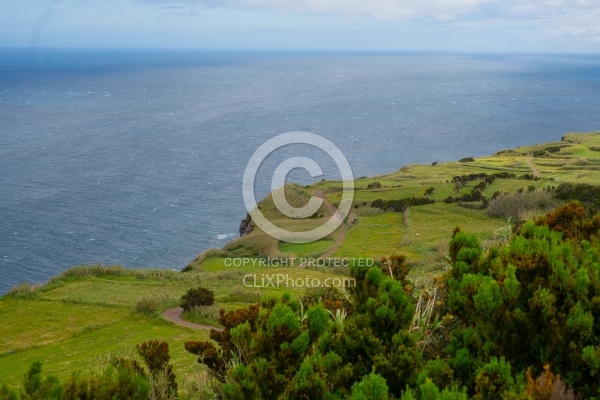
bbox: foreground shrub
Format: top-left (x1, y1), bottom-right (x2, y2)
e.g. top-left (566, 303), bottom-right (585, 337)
top-left (181, 287), bottom-right (215, 311)
top-left (137, 341), bottom-right (178, 399)
top-left (0, 360), bottom-right (150, 400)
top-left (447, 205), bottom-right (600, 397)
top-left (185, 263), bottom-right (417, 399)
top-left (525, 364), bottom-right (575, 400)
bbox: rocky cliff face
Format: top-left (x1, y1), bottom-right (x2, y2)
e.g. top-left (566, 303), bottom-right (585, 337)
top-left (239, 213), bottom-right (253, 237)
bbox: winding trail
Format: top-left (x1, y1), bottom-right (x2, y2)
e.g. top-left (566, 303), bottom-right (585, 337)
top-left (162, 307), bottom-right (223, 331)
top-left (525, 157), bottom-right (541, 178)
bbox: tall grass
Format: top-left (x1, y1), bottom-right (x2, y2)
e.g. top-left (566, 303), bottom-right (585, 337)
top-left (135, 294), bottom-right (178, 318)
top-left (485, 190), bottom-right (562, 220)
top-left (353, 205), bottom-right (384, 217)
top-left (3, 282), bottom-right (40, 299)
top-left (182, 305), bottom-right (221, 326)
top-left (42, 264), bottom-right (245, 289)
top-left (48, 264), bottom-right (186, 283)
top-left (222, 232), bottom-right (281, 258)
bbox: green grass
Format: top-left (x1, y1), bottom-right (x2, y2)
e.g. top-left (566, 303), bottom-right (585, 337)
top-left (279, 239), bottom-right (334, 258)
top-left (334, 212), bottom-right (402, 259)
top-left (0, 264), bottom-right (280, 388)
top-left (0, 311), bottom-right (207, 389)
top-left (0, 298), bottom-right (129, 353)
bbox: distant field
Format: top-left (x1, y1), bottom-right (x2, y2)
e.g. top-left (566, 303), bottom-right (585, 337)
top-left (183, 131), bottom-right (600, 272)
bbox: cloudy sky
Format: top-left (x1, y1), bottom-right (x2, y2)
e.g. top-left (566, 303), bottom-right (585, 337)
top-left (2, 0), bottom-right (600, 52)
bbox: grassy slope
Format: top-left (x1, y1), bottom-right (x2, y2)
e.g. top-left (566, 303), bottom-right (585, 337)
top-left (0, 264), bottom-right (345, 388)
top-left (2, 131), bottom-right (600, 389)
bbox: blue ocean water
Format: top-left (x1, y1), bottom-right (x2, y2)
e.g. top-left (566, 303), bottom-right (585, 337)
top-left (1, 49), bottom-right (600, 293)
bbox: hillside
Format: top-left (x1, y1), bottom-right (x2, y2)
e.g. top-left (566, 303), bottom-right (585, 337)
top-left (2, 131), bottom-right (600, 397)
top-left (187, 130), bottom-right (600, 275)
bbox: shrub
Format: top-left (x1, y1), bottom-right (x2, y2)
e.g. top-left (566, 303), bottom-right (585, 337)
top-left (554, 183), bottom-right (600, 213)
top-left (473, 358), bottom-right (516, 400)
top-left (352, 372), bottom-right (389, 400)
top-left (452, 172), bottom-right (515, 184)
top-left (459, 157), bottom-right (475, 163)
top-left (367, 181), bottom-right (382, 189)
top-left (447, 207), bottom-right (600, 397)
top-left (2, 361), bottom-right (150, 400)
top-left (525, 364), bottom-right (575, 400)
top-left (371, 197), bottom-right (435, 213)
top-left (137, 341), bottom-right (178, 399)
top-left (301, 285), bottom-right (353, 314)
top-left (445, 189), bottom-right (487, 206)
top-left (520, 173), bottom-right (536, 180)
top-left (545, 146), bottom-right (562, 153)
top-left (181, 287), bottom-right (215, 311)
top-left (534, 202), bottom-right (600, 241)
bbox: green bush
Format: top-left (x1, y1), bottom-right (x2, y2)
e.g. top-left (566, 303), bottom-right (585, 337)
top-left (352, 372), bottom-right (389, 400)
top-left (532, 149), bottom-right (546, 157)
top-left (181, 287), bottom-right (215, 311)
top-left (371, 197), bottom-right (435, 213)
top-left (137, 341), bottom-right (178, 399)
top-left (0, 361), bottom-right (150, 400)
top-left (177, 204), bottom-right (600, 399)
top-left (447, 205), bottom-right (600, 397)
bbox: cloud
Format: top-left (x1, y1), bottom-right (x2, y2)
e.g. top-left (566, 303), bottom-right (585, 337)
top-left (134, 0), bottom-right (600, 49)
top-left (157, 4), bottom-right (199, 16)
top-left (138, 0), bottom-right (600, 22)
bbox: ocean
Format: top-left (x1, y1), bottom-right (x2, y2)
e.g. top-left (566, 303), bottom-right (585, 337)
top-left (1, 49), bottom-right (600, 293)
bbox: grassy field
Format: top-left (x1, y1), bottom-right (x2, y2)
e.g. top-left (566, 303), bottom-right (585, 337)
top-left (0, 262), bottom-right (348, 389)
top-left (2, 131), bottom-right (600, 393)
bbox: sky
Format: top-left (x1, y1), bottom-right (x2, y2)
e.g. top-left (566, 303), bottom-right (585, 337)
top-left (1, 0), bottom-right (600, 53)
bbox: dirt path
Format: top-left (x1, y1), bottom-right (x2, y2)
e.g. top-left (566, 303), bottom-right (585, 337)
top-left (162, 307), bottom-right (223, 331)
top-left (525, 157), bottom-right (541, 178)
